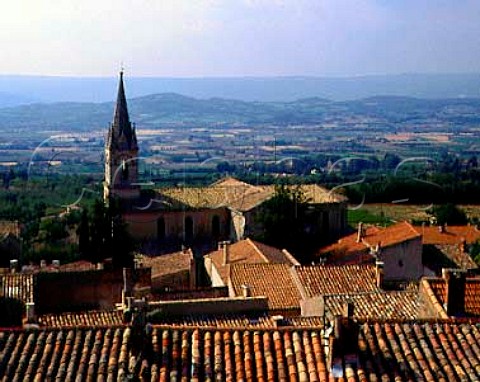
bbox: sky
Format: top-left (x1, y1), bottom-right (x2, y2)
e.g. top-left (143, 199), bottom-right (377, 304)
top-left (1, 0), bottom-right (480, 77)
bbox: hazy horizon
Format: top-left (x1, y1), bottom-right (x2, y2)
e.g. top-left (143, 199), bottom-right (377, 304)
top-left (2, 1), bottom-right (480, 77)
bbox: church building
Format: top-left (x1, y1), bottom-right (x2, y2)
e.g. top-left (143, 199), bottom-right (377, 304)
top-left (104, 73), bottom-right (348, 250)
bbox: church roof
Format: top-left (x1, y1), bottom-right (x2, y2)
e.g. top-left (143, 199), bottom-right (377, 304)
top-left (154, 178), bottom-right (345, 211)
top-left (108, 71), bottom-right (137, 150)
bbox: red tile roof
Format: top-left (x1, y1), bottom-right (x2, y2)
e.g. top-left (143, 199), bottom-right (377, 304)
top-left (37, 310), bottom-right (124, 327)
top-left (206, 239), bottom-right (298, 284)
top-left (3, 321), bottom-right (480, 380)
top-left (432, 244), bottom-right (477, 269)
top-left (319, 222), bottom-right (420, 261)
top-left (156, 177), bottom-right (345, 211)
top-left (229, 263), bottom-right (302, 313)
top-left (425, 277), bottom-right (480, 317)
top-left (323, 291), bottom-right (420, 320)
top-left (138, 250), bottom-right (192, 280)
top-left (354, 321), bottom-right (480, 381)
top-left (152, 314), bottom-right (324, 328)
top-left (294, 265), bottom-right (379, 298)
top-left (419, 225), bottom-right (480, 245)
top-left (0, 326), bottom-right (330, 381)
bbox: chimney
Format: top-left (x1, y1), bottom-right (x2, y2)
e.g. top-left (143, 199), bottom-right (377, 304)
top-left (329, 312), bottom-right (359, 373)
top-left (241, 284), bottom-right (251, 298)
top-left (443, 268), bottom-right (466, 316)
top-left (10, 259), bottom-right (18, 274)
top-left (459, 238), bottom-right (467, 254)
top-left (52, 260), bottom-right (60, 269)
top-left (439, 224), bottom-right (445, 233)
top-left (342, 301), bottom-right (354, 320)
top-left (26, 302), bottom-right (36, 323)
top-left (375, 261), bottom-right (384, 289)
top-left (222, 241), bottom-right (231, 266)
top-left (356, 222), bottom-right (364, 243)
top-left (40, 259), bottom-right (46, 269)
top-left (272, 315), bottom-right (284, 328)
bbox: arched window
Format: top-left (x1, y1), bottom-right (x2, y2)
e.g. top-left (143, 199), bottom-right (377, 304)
top-left (212, 215), bottom-right (220, 238)
top-left (184, 216), bottom-right (194, 242)
top-left (157, 217), bottom-right (166, 240)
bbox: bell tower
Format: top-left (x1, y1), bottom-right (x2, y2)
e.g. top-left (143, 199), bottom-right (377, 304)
top-left (104, 71), bottom-right (140, 202)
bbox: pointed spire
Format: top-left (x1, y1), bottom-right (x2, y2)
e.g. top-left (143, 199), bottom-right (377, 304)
top-left (111, 70), bottom-right (136, 149)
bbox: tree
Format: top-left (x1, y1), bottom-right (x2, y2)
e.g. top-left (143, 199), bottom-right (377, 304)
top-left (255, 184), bottom-right (313, 260)
top-left (430, 203), bottom-right (468, 226)
top-left (77, 209), bottom-right (90, 260)
top-left (84, 199), bottom-right (134, 267)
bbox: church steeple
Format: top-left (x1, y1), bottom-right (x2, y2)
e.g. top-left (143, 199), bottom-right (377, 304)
top-left (112, 71), bottom-right (136, 149)
top-left (104, 71), bottom-right (140, 201)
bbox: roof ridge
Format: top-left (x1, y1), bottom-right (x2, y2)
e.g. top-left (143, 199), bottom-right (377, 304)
top-left (247, 238), bottom-right (272, 263)
top-left (290, 266), bottom-right (308, 300)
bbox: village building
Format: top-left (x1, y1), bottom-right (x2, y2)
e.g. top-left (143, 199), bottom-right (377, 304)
top-left (204, 238), bottom-right (299, 287)
top-left (418, 224), bottom-right (480, 272)
top-left (318, 221), bottom-right (424, 281)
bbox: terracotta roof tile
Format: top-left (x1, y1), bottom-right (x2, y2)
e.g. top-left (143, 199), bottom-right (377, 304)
top-left (355, 321), bottom-right (480, 381)
top-left (318, 222), bottom-right (420, 261)
top-left (295, 264), bottom-right (379, 298)
top-left (207, 239), bottom-right (298, 284)
top-left (434, 244), bottom-right (477, 269)
top-left (419, 225), bottom-right (480, 245)
top-left (229, 263), bottom-right (302, 312)
top-left (426, 277), bottom-right (480, 317)
top-left (323, 291), bottom-right (420, 320)
top-left (4, 321), bottom-right (480, 380)
top-left (155, 178), bottom-right (345, 211)
top-left (37, 310), bottom-right (124, 327)
top-left (151, 314), bottom-right (324, 328)
top-left (138, 250), bottom-right (192, 280)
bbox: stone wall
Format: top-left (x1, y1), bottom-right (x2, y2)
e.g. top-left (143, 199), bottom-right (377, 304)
top-left (124, 208), bottom-right (230, 242)
top-left (35, 268), bottom-right (150, 314)
top-left (148, 296), bottom-right (269, 317)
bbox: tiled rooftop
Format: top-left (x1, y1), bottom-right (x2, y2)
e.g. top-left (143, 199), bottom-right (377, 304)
top-left (156, 177), bottom-right (345, 211)
top-left (323, 291), bottom-right (420, 320)
top-left (419, 225), bottom-right (480, 245)
top-left (295, 264), bottom-right (379, 298)
top-left (426, 277), bottom-right (480, 317)
top-left (137, 250), bottom-right (192, 280)
top-left (430, 244), bottom-right (477, 270)
top-left (3, 321), bottom-right (480, 380)
top-left (206, 239), bottom-right (298, 284)
top-left (319, 221), bottom-right (420, 261)
top-left (0, 326), bottom-right (329, 381)
top-left (354, 321), bottom-right (480, 381)
top-left (0, 273), bottom-right (34, 303)
top-left (37, 310), bottom-right (124, 327)
top-left (152, 314), bottom-right (325, 328)
top-left (229, 263), bottom-right (302, 313)
top-left (18, 260), bottom-right (97, 274)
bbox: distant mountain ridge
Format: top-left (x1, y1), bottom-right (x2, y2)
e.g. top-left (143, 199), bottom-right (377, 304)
top-left (1, 73), bottom-right (480, 107)
top-left (1, 92), bottom-right (480, 131)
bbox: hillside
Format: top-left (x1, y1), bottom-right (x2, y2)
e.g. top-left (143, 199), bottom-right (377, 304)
top-left (1, 73), bottom-right (480, 107)
top-left (1, 93), bottom-right (480, 132)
